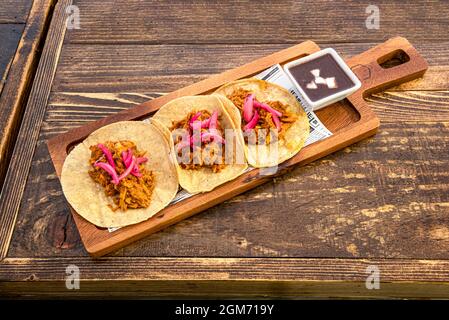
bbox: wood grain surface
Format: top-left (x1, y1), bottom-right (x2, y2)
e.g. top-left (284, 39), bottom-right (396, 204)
top-left (0, 0), bottom-right (32, 23)
top-left (67, 0), bottom-right (449, 44)
top-left (0, 0), bottom-right (55, 187)
top-left (0, 0), bottom-right (32, 91)
top-left (0, 0), bottom-right (67, 259)
top-left (1, 0), bottom-right (448, 297)
top-left (1, 257), bottom-right (449, 298)
top-left (0, 25), bottom-right (23, 93)
top-left (0, 0), bottom-right (30, 144)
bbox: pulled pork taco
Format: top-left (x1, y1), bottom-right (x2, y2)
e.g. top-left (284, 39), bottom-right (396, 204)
top-left (61, 121), bottom-right (179, 228)
top-left (152, 95), bottom-right (247, 194)
top-left (214, 79), bottom-right (310, 168)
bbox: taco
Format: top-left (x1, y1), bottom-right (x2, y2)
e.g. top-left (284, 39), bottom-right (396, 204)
top-left (60, 121), bottom-right (179, 228)
top-left (214, 78), bottom-right (310, 168)
top-left (152, 95), bottom-right (247, 194)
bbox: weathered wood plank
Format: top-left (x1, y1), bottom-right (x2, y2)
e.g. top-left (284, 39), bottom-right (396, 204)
top-left (0, 24), bottom-right (23, 94)
top-left (3, 257), bottom-right (449, 282)
top-left (0, 0), bottom-right (32, 23)
top-left (0, 0), bottom-right (55, 190)
top-left (367, 91), bottom-right (449, 121)
top-left (8, 121), bottom-right (449, 259)
top-left (66, 0), bottom-right (449, 44)
top-left (50, 42), bottom-right (449, 94)
top-left (0, 0), bottom-right (70, 260)
top-left (2, 257), bottom-right (449, 298)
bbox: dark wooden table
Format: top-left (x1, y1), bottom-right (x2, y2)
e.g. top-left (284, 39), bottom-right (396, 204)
top-left (1, 0), bottom-right (449, 298)
top-left (0, 0), bottom-right (54, 187)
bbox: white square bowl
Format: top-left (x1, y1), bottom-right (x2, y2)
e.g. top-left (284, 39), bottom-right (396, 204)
top-left (283, 48), bottom-right (362, 111)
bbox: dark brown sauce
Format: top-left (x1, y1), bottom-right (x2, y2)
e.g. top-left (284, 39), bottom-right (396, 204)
top-left (289, 53), bottom-right (355, 102)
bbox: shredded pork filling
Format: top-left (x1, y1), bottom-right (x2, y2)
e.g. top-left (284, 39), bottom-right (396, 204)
top-left (171, 110), bottom-right (226, 173)
top-left (88, 141), bottom-right (155, 211)
top-left (227, 89), bottom-right (298, 144)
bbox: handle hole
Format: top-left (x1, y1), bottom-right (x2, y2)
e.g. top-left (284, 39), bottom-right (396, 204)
top-left (377, 49), bottom-right (410, 69)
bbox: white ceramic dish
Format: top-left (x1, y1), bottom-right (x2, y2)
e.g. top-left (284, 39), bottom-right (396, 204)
top-left (283, 48), bottom-right (361, 111)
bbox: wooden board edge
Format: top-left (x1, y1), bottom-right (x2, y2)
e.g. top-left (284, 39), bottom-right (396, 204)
top-left (0, 0), bottom-right (72, 261)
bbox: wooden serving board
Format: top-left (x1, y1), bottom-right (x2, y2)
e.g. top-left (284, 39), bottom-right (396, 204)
top-left (47, 37), bottom-right (427, 257)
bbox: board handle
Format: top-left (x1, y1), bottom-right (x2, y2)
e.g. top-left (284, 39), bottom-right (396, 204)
top-left (347, 37), bottom-right (428, 97)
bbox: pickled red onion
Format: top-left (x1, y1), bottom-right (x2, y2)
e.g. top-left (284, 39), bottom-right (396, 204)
top-left (253, 101), bottom-right (283, 118)
top-left (136, 157), bottom-right (148, 164)
top-left (178, 111), bottom-right (225, 150)
top-left (189, 118), bottom-right (211, 129)
top-left (187, 112), bottom-right (198, 129)
top-left (243, 111), bottom-right (259, 131)
top-left (130, 156), bottom-right (147, 177)
top-left (122, 150), bottom-right (132, 167)
top-left (208, 111), bottom-right (218, 129)
top-left (97, 143), bottom-right (115, 169)
top-left (134, 156), bottom-right (146, 174)
top-left (94, 161), bottom-right (120, 185)
top-left (131, 168), bottom-right (142, 178)
top-left (189, 112), bottom-right (202, 125)
top-left (121, 150), bottom-right (147, 177)
top-left (188, 110), bottom-right (218, 130)
top-left (177, 131), bottom-right (225, 151)
top-left (118, 156), bottom-right (136, 180)
top-left (191, 121), bottom-right (202, 147)
top-left (201, 131), bottom-right (225, 144)
top-left (243, 94), bottom-right (254, 122)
